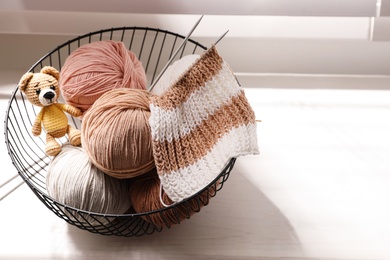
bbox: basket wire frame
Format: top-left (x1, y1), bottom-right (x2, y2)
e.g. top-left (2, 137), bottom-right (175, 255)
top-left (4, 27), bottom-right (236, 237)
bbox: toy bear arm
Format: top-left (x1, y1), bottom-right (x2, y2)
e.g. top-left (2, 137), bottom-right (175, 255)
top-left (32, 110), bottom-right (44, 136)
top-left (55, 103), bottom-right (82, 118)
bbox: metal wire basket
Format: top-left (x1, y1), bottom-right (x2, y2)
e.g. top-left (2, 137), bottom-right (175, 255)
top-left (4, 27), bottom-right (236, 237)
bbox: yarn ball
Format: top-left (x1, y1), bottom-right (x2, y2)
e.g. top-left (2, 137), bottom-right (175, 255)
top-left (46, 144), bottom-right (132, 225)
top-left (59, 40), bottom-right (147, 113)
top-left (151, 54), bottom-right (199, 96)
top-left (129, 168), bottom-right (215, 227)
top-left (81, 88), bottom-right (155, 179)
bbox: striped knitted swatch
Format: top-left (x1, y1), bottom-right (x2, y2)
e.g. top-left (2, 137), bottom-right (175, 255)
top-left (149, 46), bottom-right (259, 203)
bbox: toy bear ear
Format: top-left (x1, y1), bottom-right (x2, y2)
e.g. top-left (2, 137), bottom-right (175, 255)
top-left (18, 72), bottom-right (34, 93)
top-left (40, 66), bottom-right (60, 81)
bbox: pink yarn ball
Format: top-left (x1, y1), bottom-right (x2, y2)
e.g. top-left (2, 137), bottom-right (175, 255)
top-left (59, 40), bottom-right (147, 113)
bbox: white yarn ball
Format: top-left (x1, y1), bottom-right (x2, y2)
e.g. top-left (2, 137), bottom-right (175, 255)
top-left (46, 144), bottom-right (132, 225)
top-left (151, 54), bottom-right (200, 96)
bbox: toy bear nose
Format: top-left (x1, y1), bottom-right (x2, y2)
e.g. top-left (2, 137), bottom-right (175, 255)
top-left (43, 92), bottom-right (55, 100)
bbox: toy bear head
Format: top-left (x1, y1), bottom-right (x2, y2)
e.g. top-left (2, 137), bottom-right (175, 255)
top-left (18, 66), bottom-right (61, 107)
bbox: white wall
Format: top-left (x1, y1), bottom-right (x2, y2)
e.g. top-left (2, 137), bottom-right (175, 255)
top-left (1, 0), bottom-right (390, 89)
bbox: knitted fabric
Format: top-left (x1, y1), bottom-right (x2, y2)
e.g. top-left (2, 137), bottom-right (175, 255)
top-left (149, 46), bottom-right (259, 203)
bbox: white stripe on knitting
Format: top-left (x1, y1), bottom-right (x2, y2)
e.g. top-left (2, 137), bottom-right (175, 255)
top-left (149, 62), bottom-right (242, 142)
top-left (158, 123), bottom-right (259, 203)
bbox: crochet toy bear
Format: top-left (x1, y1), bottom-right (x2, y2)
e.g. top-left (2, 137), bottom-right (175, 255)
top-left (18, 66), bottom-right (83, 156)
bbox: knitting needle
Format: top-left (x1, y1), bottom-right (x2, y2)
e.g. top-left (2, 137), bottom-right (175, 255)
top-left (148, 15), bottom-right (204, 91)
top-left (208, 30), bottom-right (245, 89)
top-left (212, 30), bottom-right (229, 47)
top-left (200, 30), bottom-right (229, 58)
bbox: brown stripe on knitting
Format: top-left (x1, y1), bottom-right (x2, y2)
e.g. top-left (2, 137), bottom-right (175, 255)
top-left (151, 46), bottom-right (223, 110)
top-left (152, 90), bottom-right (256, 174)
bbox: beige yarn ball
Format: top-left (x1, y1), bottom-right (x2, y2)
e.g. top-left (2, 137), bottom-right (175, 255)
top-left (46, 144), bottom-right (132, 225)
top-left (81, 88), bottom-right (155, 179)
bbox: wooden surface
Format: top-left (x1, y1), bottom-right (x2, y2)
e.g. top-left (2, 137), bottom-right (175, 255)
top-left (1, 85), bottom-right (390, 259)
